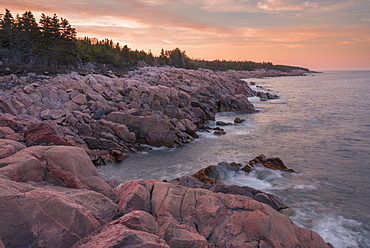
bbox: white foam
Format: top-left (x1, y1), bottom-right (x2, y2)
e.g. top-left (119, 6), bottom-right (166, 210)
top-left (139, 144), bottom-right (171, 151)
top-left (232, 129), bottom-right (251, 135)
top-left (248, 96), bottom-right (261, 102)
top-left (291, 210), bottom-right (369, 248)
top-left (293, 184), bottom-right (317, 190)
top-left (225, 172), bottom-right (274, 191)
top-left (198, 131), bottom-right (221, 139)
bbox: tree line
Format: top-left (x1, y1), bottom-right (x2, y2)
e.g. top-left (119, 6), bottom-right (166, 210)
top-left (0, 9), bottom-right (308, 74)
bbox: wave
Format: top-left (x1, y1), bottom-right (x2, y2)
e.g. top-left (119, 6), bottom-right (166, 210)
top-left (292, 210), bottom-right (370, 248)
top-left (219, 165), bottom-right (369, 248)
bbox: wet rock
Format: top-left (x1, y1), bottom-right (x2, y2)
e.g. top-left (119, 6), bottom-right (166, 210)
top-left (192, 162), bottom-right (243, 184)
top-left (256, 91), bottom-right (279, 101)
top-left (216, 120), bottom-right (233, 126)
top-left (110, 149), bottom-right (129, 161)
top-left (213, 129), bottom-right (226, 135)
top-left (249, 154), bottom-right (296, 173)
top-left (234, 117), bottom-right (245, 123)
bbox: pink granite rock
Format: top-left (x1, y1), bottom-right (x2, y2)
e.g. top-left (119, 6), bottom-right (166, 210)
top-left (115, 179), bottom-right (330, 248)
top-left (0, 145), bottom-right (116, 201)
top-left (0, 178), bottom-right (117, 248)
top-left (72, 220), bottom-right (169, 248)
top-left (0, 139), bottom-right (26, 159)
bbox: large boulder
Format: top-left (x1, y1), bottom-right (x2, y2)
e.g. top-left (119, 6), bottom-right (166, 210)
top-left (114, 179), bottom-right (330, 248)
top-left (0, 145), bottom-right (120, 248)
top-left (0, 145), bottom-right (116, 201)
top-left (217, 94), bottom-right (255, 112)
top-left (0, 178), bottom-right (117, 248)
top-left (107, 112), bottom-right (185, 147)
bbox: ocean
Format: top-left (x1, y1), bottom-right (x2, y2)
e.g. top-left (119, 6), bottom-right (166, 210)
top-left (98, 70), bottom-right (370, 248)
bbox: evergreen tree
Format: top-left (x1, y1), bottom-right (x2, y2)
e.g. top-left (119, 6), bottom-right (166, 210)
top-left (14, 11), bottom-right (40, 65)
top-left (0, 9), bottom-right (14, 48)
top-left (158, 48), bottom-right (170, 65)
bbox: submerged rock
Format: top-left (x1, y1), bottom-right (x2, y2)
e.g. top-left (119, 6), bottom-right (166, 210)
top-left (234, 117), bottom-right (246, 123)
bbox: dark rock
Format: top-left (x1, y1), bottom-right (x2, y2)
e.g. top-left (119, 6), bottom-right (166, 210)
top-left (4, 67), bottom-right (11, 75)
top-left (213, 129), bottom-right (226, 135)
top-left (249, 154), bottom-right (296, 173)
top-left (192, 162), bottom-right (243, 184)
top-left (216, 120), bottom-right (233, 126)
top-left (256, 91), bottom-right (279, 101)
top-left (234, 117), bottom-right (245, 123)
top-left (93, 108), bottom-right (106, 120)
top-left (110, 149), bottom-right (129, 161)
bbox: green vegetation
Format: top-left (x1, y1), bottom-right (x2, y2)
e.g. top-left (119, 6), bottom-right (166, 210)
top-left (0, 9), bottom-right (309, 74)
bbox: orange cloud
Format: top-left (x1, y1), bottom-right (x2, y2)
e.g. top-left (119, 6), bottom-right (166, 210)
top-left (257, 0), bottom-right (318, 11)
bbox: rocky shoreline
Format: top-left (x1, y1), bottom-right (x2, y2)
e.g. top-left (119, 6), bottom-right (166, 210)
top-left (1, 67), bottom-right (303, 164)
top-left (0, 67), bottom-right (332, 247)
top-left (0, 139), bottom-right (331, 247)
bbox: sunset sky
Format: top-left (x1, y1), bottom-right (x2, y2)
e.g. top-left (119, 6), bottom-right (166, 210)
top-left (1, 0), bottom-right (369, 70)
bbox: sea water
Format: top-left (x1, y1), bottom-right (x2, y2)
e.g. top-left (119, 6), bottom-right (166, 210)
top-left (98, 70), bottom-right (370, 248)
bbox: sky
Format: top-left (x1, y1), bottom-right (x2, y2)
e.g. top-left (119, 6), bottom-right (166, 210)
top-left (1, 0), bottom-right (370, 70)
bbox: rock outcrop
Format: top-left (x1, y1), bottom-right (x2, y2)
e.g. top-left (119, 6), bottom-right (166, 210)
top-left (249, 154), bottom-right (297, 173)
top-left (110, 177), bottom-right (330, 248)
top-left (0, 142), bottom-right (118, 248)
top-left (0, 67), bottom-right (303, 164)
top-left (0, 141), bottom-right (331, 248)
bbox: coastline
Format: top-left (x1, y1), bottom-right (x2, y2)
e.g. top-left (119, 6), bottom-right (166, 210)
top-left (0, 66), bottom-right (308, 165)
top-left (0, 67), bottom-right (333, 247)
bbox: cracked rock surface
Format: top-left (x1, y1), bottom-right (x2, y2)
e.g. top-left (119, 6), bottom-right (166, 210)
top-left (0, 142), bottom-right (330, 248)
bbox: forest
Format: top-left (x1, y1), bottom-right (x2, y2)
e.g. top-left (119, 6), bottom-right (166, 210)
top-left (0, 9), bottom-right (309, 75)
